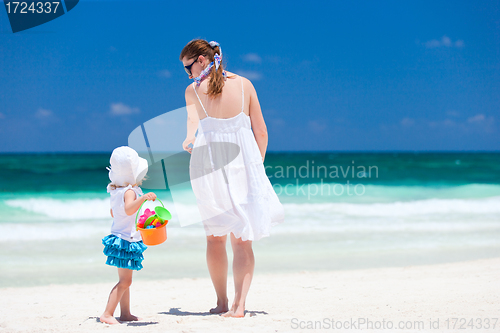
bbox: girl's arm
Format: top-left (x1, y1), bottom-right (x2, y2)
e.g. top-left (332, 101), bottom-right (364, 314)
top-left (247, 79), bottom-right (268, 162)
top-left (123, 190), bottom-right (157, 216)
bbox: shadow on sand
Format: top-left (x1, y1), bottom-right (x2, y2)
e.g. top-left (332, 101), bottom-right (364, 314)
top-left (126, 321), bottom-right (159, 327)
top-left (159, 308), bottom-right (269, 317)
top-left (87, 316), bottom-right (158, 326)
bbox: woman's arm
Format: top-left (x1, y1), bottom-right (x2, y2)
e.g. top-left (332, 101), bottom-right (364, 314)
top-left (185, 103), bottom-right (199, 141)
top-left (247, 79), bottom-right (268, 162)
top-left (183, 85), bottom-right (199, 154)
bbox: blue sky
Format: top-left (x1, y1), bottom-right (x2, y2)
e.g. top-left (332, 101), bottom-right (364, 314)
top-left (0, 0), bottom-right (499, 152)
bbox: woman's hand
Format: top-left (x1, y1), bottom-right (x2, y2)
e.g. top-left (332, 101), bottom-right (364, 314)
top-left (183, 137), bottom-right (195, 154)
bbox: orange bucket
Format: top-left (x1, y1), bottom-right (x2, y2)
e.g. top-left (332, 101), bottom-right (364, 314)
top-left (135, 198), bottom-right (170, 246)
top-left (138, 222), bottom-right (167, 246)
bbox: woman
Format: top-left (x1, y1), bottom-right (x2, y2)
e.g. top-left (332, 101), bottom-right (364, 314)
top-left (180, 39), bottom-right (285, 318)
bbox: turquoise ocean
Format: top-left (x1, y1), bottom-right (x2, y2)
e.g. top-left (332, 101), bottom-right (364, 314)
top-left (1, 152), bottom-right (499, 287)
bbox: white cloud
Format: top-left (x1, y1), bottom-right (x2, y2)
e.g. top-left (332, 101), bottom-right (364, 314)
top-left (308, 120), bottom-right (327, 132)
top-left (242, 53), bottom-right (262, 63)
top-left (424, 35), bottom-right (464, 49)
top-left (234, 70), bottom-right (263, 81)
top-left (35, 108), bottom-right (53, 118)
top-left (442, 119), bottom-right (456, 126)
top-left (300, 59), bottom-right (314, 66)
top-left (110, 103), bottom-right (140, 116)
top-left (158, 70), bottom-right (171, 78)
top-left (427, 114), bottom-right (494, 133)
top-left (428, 119), bottom-right (456, 127)
top-left (425, 39), bottom-right (441, 48)
top-left (270, 118), bottom-right (285, 127)
top-left (152, 117), bottom-right (169, 125)
top-left (441, 36), bottom-right (452, 47)
top-left (467, 114), bottom-right (485, 123)
top-left (400, 117), bottom-right (415, 126)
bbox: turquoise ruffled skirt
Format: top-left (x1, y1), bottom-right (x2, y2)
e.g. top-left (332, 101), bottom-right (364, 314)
top-left (102, 234), bottom-right (147, 271)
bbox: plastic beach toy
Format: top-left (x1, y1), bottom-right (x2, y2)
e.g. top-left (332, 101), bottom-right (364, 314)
top-left (155, 206), bottom-right (172, 221)
top-left (135, 198), bottom-right (171, 246)
top-left (138, 208), bottom-right (155, 228)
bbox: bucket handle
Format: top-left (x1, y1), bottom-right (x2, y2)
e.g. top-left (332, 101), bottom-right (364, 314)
top-left (135, 197), bottom-right (164, 229)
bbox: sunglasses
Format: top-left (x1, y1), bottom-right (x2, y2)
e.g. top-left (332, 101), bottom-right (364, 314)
top-left (184, 56), bottom-right (200, 76)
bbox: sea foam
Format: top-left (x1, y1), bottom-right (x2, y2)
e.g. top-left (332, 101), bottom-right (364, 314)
top-left (4, 195), bottom-right (500, 220)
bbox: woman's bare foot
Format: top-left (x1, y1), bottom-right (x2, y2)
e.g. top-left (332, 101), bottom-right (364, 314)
top-left (99, 314), bottom-right (120, 325)
top-left (119, 314), bottom-right (141, 322)
top-left (221, 305), bottom-right (245, 318)
top-left (209, 298), bottom-right (229, 314)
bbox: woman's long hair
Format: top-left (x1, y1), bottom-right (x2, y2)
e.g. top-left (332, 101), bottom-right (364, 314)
top-left (180, 39), bottom-right (235, 99)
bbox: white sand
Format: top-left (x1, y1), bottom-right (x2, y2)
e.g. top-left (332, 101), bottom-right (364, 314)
top-left (1, 258), bottom-right (499, 333)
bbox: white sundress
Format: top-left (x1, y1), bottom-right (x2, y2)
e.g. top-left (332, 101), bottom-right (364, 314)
top-left (189, 75), bottom-right (285, 241)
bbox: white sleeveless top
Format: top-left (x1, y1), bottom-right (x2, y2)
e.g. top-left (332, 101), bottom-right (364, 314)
top-left (190, 76), bottom-right (285, 241)
top-left (107, 184), bottom-right (144, 242)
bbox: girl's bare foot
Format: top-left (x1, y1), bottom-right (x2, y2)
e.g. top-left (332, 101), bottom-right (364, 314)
top-left (119, 314), bottom-right (141, 322)
top-left (100, 314), bottom-right (120, 325)
top-left (209, 298), bottom-right (229, 314)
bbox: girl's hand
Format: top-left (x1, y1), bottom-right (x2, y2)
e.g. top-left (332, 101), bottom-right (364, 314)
top-left (143, 192), bottom-right (157, 201)
top-left (183, 137), bottom-right (195, 154)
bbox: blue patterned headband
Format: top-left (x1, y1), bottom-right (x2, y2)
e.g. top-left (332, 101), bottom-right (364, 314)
top-left (193, 41), bottom-right (227, 87)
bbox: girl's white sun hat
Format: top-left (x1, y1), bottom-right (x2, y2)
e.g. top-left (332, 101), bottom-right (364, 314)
top-left (107, 146), bottom-right (148, 187)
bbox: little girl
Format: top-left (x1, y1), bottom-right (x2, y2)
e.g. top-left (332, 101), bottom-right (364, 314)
top-left (100, 146), bottom-right (157, 325)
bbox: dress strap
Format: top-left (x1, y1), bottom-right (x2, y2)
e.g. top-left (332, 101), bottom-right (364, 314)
top-left (240, 76), bottom-right (244, 112)
top-left (192, 82), bottom-right (208, 117)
